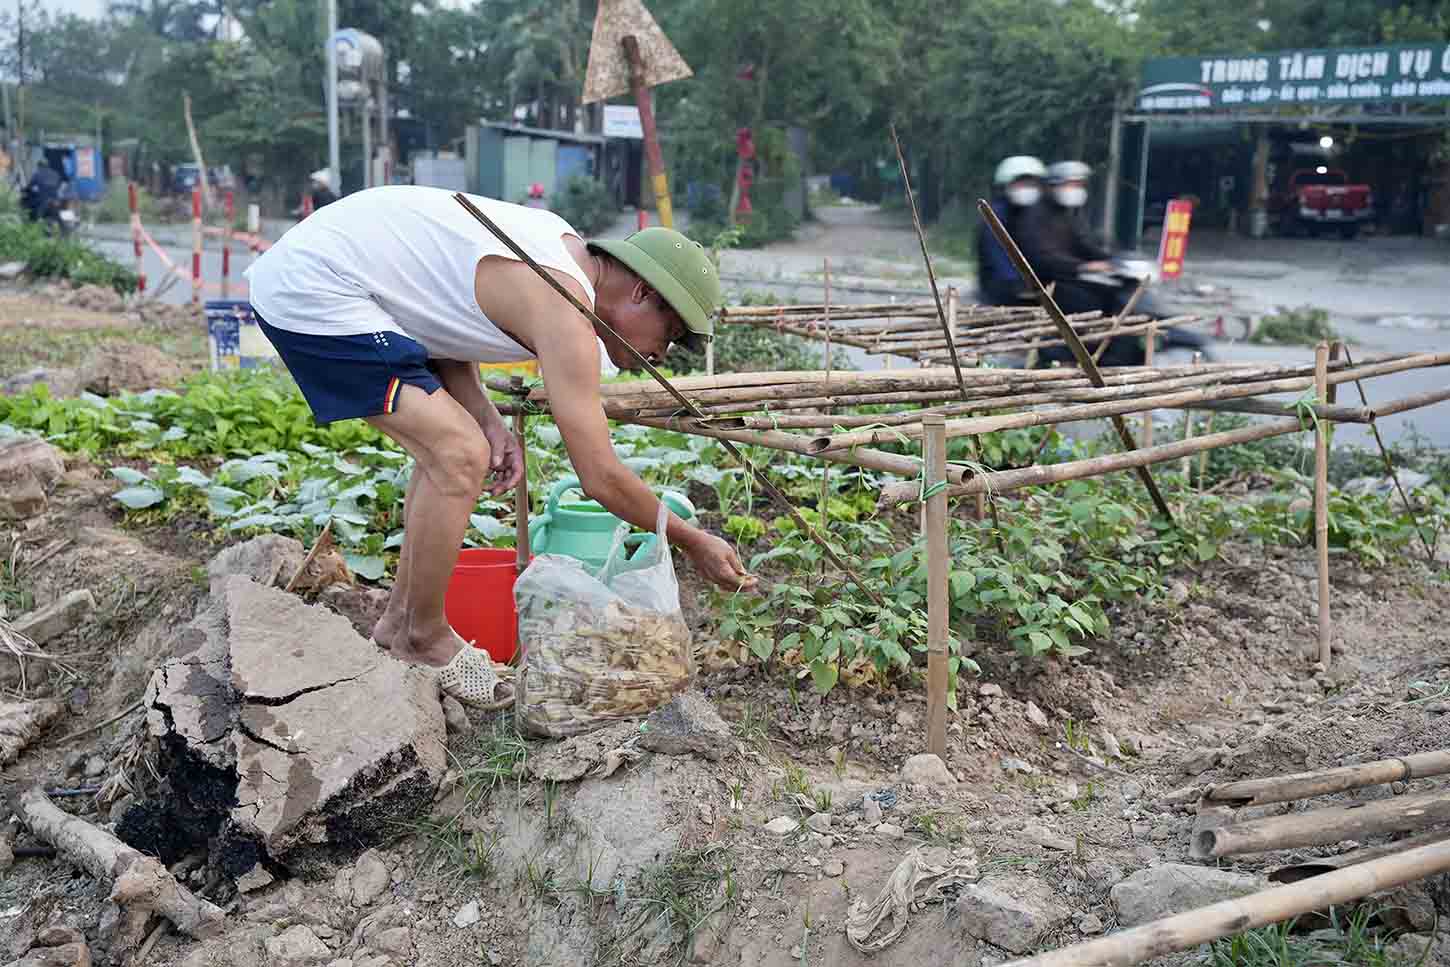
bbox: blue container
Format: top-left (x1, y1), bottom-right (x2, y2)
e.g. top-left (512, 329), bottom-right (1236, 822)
top-left (204, 301), bottom-right (279, 371)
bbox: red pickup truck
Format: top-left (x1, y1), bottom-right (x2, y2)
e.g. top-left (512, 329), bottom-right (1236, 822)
top-left (1273, 168), bottom-right (1373, 239)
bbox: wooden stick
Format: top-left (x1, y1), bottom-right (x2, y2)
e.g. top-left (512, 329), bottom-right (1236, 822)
top-left (181, 92), bottom-right (211, 211)
top-left (821, 257), bottom-right (832, 578)
top-left (512, 408), bottom-right (530, 666)
top-left (924, 415), bottom-right (948, 757)
top-left (1142, 321), bottom-right (1157, 446)
top-left (284, 518), bottom-right (335, 594)
top-left (1205, 749), bottom-right (1450, 808)
top-left (1198, 787), bottom-right (1450, 858)
top-left (1092, 280), bottom-right (1147, 364)
top-left (1270, 827), bottom-right (1450, 884)
top-left (18, 786), bottom-right (225, 938)
top-left (878, 418), bottom-right (1304, 506)
top-left (1000, 838), bottom-right (1450, 967)
top-left (977, 198), bottom-right (1174, 521)
top-left (1339, 344), bottom-right (1442, 563)
top-left (1186, 399), bottom-right (1372, 423)
top-left (1180, 352), bottom-right (1202, 478)
top-left (1315, 342), bottom-right (1331, 668)
top-left (891, 124), bottom-right (970, 399)
top-left (453, 193), bottom-right (883, 607)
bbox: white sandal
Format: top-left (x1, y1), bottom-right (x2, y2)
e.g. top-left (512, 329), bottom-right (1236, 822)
top-left (437, 645), bottom-right (514, 712)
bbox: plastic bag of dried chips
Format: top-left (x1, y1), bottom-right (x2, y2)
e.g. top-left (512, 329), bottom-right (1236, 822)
top-left (514, 503), bottom-right (694, 738)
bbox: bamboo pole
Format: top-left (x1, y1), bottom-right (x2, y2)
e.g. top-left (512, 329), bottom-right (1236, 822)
top-left (821, 257), bottom-right (832, 577)
top-left (908, 317), bottom-right (1201, 358)
top-left (1185, 399), bottom-right (1372, 423)
top-left (1092, 280), bottom-right (1147, 364)
top-left (877, 418), bottom-right (1304, 506)
top-left (1205, 749), bottom-right (1450, 808)
top-left (1180, 352), bottom-right (1202, 478)
top-left (924, 415), bottom-right (948, 757)
top-left (1198, 787), bottom-right (1450, 858)
top-left (878, 312), bottom-right (1157, 351)
top-left (1000, 839), bottom-right (1450, 967)
top-left (1315, 342), bottom-right (1331, 668)
top-left (630, 417), bottom-right (968, 484)
top-left (1270, 827), bottom-right (1450, 884)
top-left (811, 353), bottom-right (1450, 455)
top-left (513, 407), bottom-right (530, 666)
top-left (1142, 321), bottom-right (1157, 446)
top-left (892, 124), bottom-right (970, 399)
top-left (976, 199), bottom-right (1174, 521)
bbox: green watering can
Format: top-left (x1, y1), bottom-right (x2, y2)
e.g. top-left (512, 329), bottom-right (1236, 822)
top-left (528, 472), bottom-right (695, 573)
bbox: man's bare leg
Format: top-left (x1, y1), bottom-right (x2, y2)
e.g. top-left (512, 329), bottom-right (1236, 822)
top-left (364, 383), bottom-right (490, 668)
top-left (370, 462), bottom-right (421, 650)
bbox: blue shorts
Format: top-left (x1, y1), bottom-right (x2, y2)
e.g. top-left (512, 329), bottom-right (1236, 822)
top-left (254, 311), bottom-right (443, 426)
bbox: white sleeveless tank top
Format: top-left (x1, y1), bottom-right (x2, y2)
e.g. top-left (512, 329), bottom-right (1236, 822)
top-left (243, 185), bottom-right (595, 363)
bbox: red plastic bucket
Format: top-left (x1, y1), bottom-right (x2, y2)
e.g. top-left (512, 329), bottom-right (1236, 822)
top-left (444, 548), bottom-right (522, 664)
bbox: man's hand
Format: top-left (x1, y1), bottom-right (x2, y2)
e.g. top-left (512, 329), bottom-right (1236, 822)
top-left (479, 414), bottom-right (525, 497)
top-left (684, 532), bottom-right (758, 593)
top-left (1080, 260), bottom-right (1113, 273)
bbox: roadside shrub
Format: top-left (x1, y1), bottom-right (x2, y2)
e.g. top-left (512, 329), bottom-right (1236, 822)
top-left (0, 220), bottom-right (138, 293)
top-left (91, 181), bottom-right (160, 224)
top-left (552, 176), bottom-right (617, 236)
top-left (1251, 305), bottom-right (1335, 345)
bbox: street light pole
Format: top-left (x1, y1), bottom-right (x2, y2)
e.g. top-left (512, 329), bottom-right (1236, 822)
top-left (326, 0), bottom-right (339, 193)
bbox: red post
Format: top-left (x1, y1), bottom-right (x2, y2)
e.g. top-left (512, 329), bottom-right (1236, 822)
top-left (191, 186), bottom-right (202, 307)
top-left (128, 182), bottom-right (146, 295)
top-left (301, 192), bottom-right (314, 220)
top-left (637, 209), bottom-right (647, 231)
top-left (222, 191), bottom-right (234, 299)
top-left (622, 35), bottom-right (673, 229)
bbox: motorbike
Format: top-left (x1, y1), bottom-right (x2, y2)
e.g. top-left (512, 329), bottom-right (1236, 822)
top-left (1031, 254), bottom-right (1212, 368)
top-left (21, 180), bottom-right (79, 238)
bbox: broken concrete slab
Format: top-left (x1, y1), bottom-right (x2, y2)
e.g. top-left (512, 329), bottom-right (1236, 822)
top-left (206, 535), bottom-right (307, 597)
top-left (954, 878), bottom-right (1070, 954)
top-left (899, 753), bottom-right (957, 787)
top-left (529, 721), bottom-right (638, 783)
top-left (135, 572), bottom-right (445, 878)
top-left (0, 699), bottom-right (63, 767)
top-left (1111, 863), bottom-right (1263, 925)
top-left (0, 436), bottom-right (66, 520)
top-left (12, 590), bottom-right (96, 647)
top-left (637, 691), bottom-right (732, 761)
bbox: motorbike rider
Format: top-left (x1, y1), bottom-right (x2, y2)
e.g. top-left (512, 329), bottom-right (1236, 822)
top-left (22, 160), bottom-right (66, 225)
top-left (1016, 160), bottom-right (1120, 316)
top-left (976, 156), bottom-right (1046, 306)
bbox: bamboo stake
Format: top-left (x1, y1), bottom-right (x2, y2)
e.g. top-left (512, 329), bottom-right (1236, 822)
top-left (1001, 839), bottom-right (1450, 967)
top-left (1142, 321), bottom-right (1157, 446)
top-left (1186, 399), bottom-right (1372, 423)
top-left (976, 199), bottom-right (1174, 521)
top-left (1206, 749), bottom-right (1450, 808)
top-left (908, 317), bottom-right (1200, 358)
top-left (453, 194), bottom-right (883, 607)
top-left (891, 124), bottom-right (970, 398)
top-left (1198, 787), bottom-right (1450, 858)
top-left (1270, 827), bottom-right (1450, 884)
top-left (821, 257), bottom-right (832, 578)
top-left (1091, 279), bottom-right (1147, 364)
top-left (513, 407), bottom-right (530, 665)
top-left (1180, 352), bottom-right (1202, 478)
top-left (878, 418), bottom-right (1305, 506)
top-left (1315, 342), bottom-right (1331, 668)
top-left (1341, 345), bottom-right (1442, 563)
top-left (924, 415), bottom-right (948, 757)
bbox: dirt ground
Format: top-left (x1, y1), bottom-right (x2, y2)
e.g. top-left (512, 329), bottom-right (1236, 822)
top-left (3, 281), bottom-right (1450, 967)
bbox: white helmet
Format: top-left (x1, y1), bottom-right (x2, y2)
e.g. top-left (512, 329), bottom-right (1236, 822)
top-left (994, 156), bottom-right (1047, 186)
top-left (1047, 161), bottom-right (1092, 184)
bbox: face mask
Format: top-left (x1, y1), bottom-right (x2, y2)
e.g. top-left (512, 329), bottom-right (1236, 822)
top-left (1006, 186), bottom-right (1041, 207)
top-left (1054, 186), bottom-right (1088, 208)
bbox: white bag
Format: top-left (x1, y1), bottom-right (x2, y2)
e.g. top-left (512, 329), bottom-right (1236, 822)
top-left (514, 503), bottom-right (694, 738)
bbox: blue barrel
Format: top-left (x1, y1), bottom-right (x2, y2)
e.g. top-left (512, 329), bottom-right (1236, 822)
top-left (204, 300), bottom-right (278, 371)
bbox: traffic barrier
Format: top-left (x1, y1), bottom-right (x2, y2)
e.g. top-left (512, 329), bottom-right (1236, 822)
top-left (126, 181), bottom-right (286, 302)
top-left (128, 183), bottom-right (146, 295)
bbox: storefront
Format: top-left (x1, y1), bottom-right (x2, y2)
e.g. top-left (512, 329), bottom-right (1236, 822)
top-left (1109, 42), bottom-right (1450, 248)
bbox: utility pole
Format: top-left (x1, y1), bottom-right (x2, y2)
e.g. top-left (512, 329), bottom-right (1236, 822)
top-left (325, 0), bottom-right (339, 194)
top-left (15, 0), bottom-right (25, 177)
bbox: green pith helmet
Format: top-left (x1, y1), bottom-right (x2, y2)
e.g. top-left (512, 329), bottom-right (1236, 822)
top-left (589, 228), bottom-right (719, 352)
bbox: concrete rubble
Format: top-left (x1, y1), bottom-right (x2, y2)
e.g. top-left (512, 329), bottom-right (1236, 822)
top-left (11, 591), bottom-right (96, 647)
top-left (0, 436), bottom-right (66, 520)
top-left (130, 545), bottom-right (445, 879)
top-left (638, 690), bottom-right (733, 761)
top-left (954, 878), bottom-right (1070, 954)
top-left (1110, 863), bottom-right (1263, 925)
top-left (0, 700), bottom-right (62, 768)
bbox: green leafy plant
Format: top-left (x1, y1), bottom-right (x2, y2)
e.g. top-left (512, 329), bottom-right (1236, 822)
top-left (0, 220), bottom-right (138, 293)
top-left (551, 175), bottom-right (617, 236)
top-left (1251, 305), bottom-right (1336, 345)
